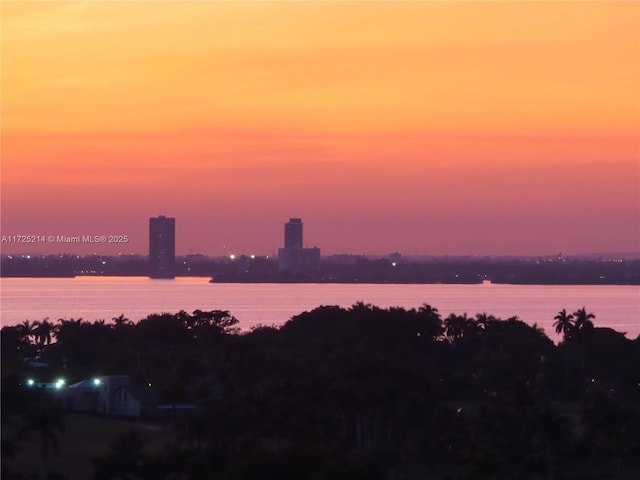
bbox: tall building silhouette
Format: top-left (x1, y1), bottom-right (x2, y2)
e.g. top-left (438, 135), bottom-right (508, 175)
top-left (284, 218), bottom-right (303, 249)
top-left (149, 215), bottom-right (175, 279)
top-left (278, 217), bottom-right (320, 275)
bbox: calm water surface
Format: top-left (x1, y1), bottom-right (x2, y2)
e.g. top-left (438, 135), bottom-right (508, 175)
top-left (1, 277), bottom-right (638, 340)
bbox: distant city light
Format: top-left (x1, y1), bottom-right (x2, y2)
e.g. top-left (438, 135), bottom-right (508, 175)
top-left (250, 255), bottom-right (256, 259)
top-left (26, 378), bottom-right (35, 387)
top-left (229, 254), bottom-right (236, 260)
top-left (55, 378), bottom-right (65, 389)
top-left (93, 378), bottom-right (101, 386)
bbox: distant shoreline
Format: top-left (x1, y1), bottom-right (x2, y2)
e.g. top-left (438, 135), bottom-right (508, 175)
top-left (1, 274), bottom-right (639, 286)
top-left (2, 254), bottom-right (638, 285)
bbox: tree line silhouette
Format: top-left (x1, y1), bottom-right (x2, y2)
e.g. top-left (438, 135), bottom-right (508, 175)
top-left (2, 305), bottom-right (639, 479)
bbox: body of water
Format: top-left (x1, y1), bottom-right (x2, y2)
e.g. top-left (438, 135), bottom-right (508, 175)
top-left (1, 277), bottom-right (638, 340)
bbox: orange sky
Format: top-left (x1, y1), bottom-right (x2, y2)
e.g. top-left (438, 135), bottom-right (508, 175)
top-left (2, 1), bottom-right (639, 256)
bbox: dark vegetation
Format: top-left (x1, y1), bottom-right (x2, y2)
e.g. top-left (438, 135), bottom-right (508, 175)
top-left (2, 253), bottom-right (639, 284)
top-left (2, 305), bottom-right (640, 479)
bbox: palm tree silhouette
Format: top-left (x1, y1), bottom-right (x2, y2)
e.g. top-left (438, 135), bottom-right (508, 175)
top-left (18, 320), bottom-right (37, 344)
top-left (572, 307), bottom-right (595, 380)
top-left (475, 312), bottom-right (495, 330)
top-left (554, 309), bottom-right (576, 394)
top-left (445, 313), bottom-right (473, 341)
top-left (417, 303), bottom-right (444, 340)
top-left (553, 309), bottom-right (574, 342)
top-left (31, 319), bottom-right (54, 360)
top-left (572, 307), bottom-right (595, 332)
top-left (418, 303), bottom-right (440, 318)
top-left (111, 314), bottom-right (132, 329)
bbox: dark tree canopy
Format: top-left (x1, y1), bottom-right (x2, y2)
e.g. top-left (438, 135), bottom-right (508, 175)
top-left (2, 304), bottom-right (639, 480)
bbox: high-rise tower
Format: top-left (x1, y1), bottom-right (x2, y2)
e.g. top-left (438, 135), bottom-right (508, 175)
top-left (284, 218), bottom-right (303, 249)
top-left (149, 215), bottom-right (175, 279)
top-left (278, 218), bottom-right (320, 275)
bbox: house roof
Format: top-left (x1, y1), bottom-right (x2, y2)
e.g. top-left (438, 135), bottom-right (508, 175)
top-left (68, 379), bottom-right (99, 389)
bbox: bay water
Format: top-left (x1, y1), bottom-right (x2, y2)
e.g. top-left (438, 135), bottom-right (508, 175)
top-left (1, 277), bottom-right (638, 340)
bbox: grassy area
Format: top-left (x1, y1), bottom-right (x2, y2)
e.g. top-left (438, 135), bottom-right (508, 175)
top-left (3, 413), bottom-right (174, 479)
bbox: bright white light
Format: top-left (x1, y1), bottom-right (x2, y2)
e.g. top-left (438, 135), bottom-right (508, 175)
top-left (250, 255), bottom-right (256, 259)
top-left (26, 378), bottom-right (35, 387)
top-left (55, 378), bottom-right (65, 389)
top-left (392, 262), bottom-right (396, 267)
top-left (229, 254), bottom-right (236, 260)
top-left (93, 378), bottom-right (101, 386)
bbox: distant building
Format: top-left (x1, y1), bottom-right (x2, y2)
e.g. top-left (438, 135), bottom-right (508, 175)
top-left (112, 384), bottom-right (161, 418)
top-left (278, 218), bottom-right (320, 274)
top-left (284, 218), bottom-right (303, 249)
top-left (56, 375), bottom-right (131, 415)
top-left (54, 375), bottom-right (196, 418)
top-left (149, 215), bottom-right (175, 278)
top-left (97, 375), bottom-right (132, 415)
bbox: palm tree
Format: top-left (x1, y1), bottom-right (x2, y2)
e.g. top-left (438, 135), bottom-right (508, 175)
top-left (111, 314), bottom-right (132, 329)
top-left (17, 320), bottom-right (38, 345)
top-left (573, 307), bottom-right (595, 332)
top-left (19, 391), bottom-right (65, 480)
top-left (445, 313), bottom-right (473, 342)
top-left (32, 319), bottom-right (54, 360)
top-left (553, 309), bottom-right (575, 393)
top-left (572, 307), bottom-right (595, 379)
top-left (418, 303), bottom-right (440, 319)
top-left (417, 304), bottom-right (444, 340)
top-left (553, 309), bottom-right (574, 342)
top-left (475, 312), bottom-right (495, 330)
top-left (5, 322), bottom-right (36, 358)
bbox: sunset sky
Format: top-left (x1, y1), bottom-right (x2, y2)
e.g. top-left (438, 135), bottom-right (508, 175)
top-left (2, 1), bottom-right (639, 257)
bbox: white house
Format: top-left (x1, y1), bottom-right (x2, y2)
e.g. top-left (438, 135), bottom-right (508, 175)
top-left (62, 378), bottom-right (102, 412)
top-left (61, 375), bottom-right (154, 416)
top-left (57, 374), bottom-right (195, 418)
top-left (111, 385), bottom-right (160, 418)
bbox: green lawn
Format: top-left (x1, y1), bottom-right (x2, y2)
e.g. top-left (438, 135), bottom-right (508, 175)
top-left (3, 413), bottom-right (174, 479)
